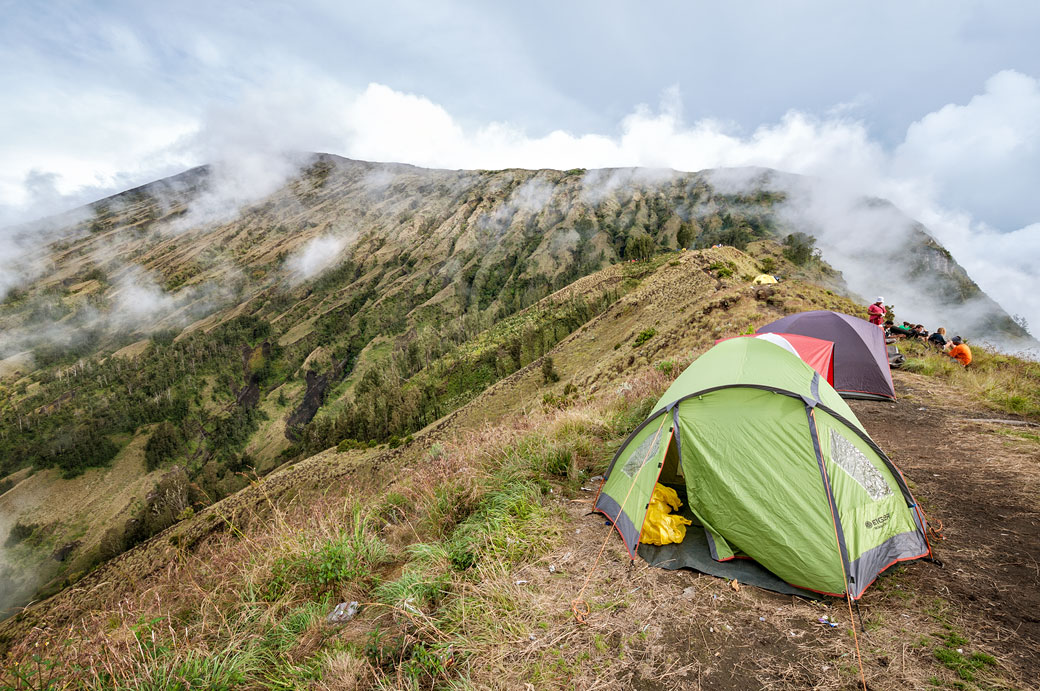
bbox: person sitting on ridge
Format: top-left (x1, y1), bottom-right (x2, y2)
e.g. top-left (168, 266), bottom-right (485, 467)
top-left (868, 297), bottom-right (886, 325)
top-left (944, 336), bottom-right (972, 366)
top-left (912, 324), bottom-right (929, 339)
top-left (886, 320), bottom-right (913, 338)
top-left (928, 327), bottom-right (947, 348)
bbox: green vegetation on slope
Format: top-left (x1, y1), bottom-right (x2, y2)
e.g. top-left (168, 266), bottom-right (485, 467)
top-left (0, 375), bottom-right (658, 689)
top-left (900, 338), bottom-right (1040, 419)
top-left (0, 315), bottom-right (278, 480)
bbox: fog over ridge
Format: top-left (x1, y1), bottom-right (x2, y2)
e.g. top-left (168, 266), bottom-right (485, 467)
top-left (2, 72), bottom-right (1039, 344)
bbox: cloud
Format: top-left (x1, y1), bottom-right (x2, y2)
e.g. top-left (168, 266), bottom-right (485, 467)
top-left (749, 174), bottom-right (1030, 347)
top-left (894, 70), bottom-right (1040, 230)
top-left (287, 233), bottom-right (356, 283)
top-left (580, 167), bottom-right (677, 206)
top-left (2, 67), bottom-right (1039, 341)
top-left (109, 267), bottom-right (184, 327)
top-left (0, 263), bottom-right (240, 359)
top-left (509, 177), bottom-right (556, 213)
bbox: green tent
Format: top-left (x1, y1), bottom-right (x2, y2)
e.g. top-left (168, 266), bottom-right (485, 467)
top-left (595, 337), bottom-right (932, 599)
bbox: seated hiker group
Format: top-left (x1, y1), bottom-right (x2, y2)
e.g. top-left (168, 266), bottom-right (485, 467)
top-left (866, 296), bottom-right (972, 366)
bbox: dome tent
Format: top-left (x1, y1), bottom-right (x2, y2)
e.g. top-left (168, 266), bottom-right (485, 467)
top-left (752, 274), bottom-right (778, 285)
top-left (757, 310), bottom-right (895, 400)
top-left (593, 337), bottom-right (931, 599)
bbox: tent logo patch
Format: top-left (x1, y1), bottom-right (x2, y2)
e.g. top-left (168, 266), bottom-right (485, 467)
top-left (864, 513), bottom-right (891, 529)
top-left (830, 430), bottom-right (893, 501)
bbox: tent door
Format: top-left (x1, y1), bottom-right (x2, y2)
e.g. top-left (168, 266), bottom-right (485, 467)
top-left (657, 434), bottom-right (684, 486)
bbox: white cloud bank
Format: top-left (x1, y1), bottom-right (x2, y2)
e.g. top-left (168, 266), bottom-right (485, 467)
top-left (2, 70), bottom-right (1039, 337)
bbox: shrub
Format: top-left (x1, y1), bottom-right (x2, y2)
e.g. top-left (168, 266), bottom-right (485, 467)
top-left (337, 438), bottom-right (363, 453)
top-left (541, 356), bottom-right (560, 384)
top-left (759, 257), bottom-right (776, 274)
top-left (708, 261), bottom-right (734, 278)
top-left (633, 328), bottom-right (656, 346)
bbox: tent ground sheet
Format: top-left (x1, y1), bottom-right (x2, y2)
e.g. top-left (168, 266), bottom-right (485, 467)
top-left (634, 496), bottom-right (826, 601)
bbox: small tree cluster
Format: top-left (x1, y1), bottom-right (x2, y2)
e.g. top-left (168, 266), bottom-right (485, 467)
top-left (782, 232), bottom-right (818, 265)
top-left (541, 356), bottom-right (560, 384)
top-left (144, 422), bottom-right (184, 471)
top-left (624, 233), bottom-right (655, 261)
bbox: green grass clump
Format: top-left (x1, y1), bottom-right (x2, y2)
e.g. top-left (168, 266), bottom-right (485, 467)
top-left (502, 433), bottom-right (575, 479)
top-left (654, 359), bottom-right (674, 376)
top-left (995, 428), bottom-right (1040, 443)
top-left (447, 481), bottom-right (552, 570)
top-left (374, 563), bottom-right (450, 611)
top-left (265, 508), bottom-right (389, 600)
top-left (932, 632), bottom-right (997, 682)
top-left (901, 356), bottom-right (958, 377)
top-left (377, 491), bottom-right (411, 524)
top-left (633, 328), bottom-right (656, 346)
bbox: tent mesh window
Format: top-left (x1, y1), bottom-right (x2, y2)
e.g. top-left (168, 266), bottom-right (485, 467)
top-left (829, 430), bottom-right (893, 501)
top-left (622, 429), bottom-right (662, 478)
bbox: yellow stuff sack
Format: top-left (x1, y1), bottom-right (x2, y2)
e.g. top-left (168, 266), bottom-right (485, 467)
top-left (640, 483), bottom-right (693, 546)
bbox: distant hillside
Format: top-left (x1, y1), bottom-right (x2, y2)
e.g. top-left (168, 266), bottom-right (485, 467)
top-left (0, 154), bottom-right (1032, 616)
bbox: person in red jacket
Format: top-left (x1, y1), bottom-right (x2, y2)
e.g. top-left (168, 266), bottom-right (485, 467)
top-left (867, 297), bottom-right (886, 326)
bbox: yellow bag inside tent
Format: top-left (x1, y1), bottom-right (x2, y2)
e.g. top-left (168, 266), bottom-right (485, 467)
top-left (640, 483), bottom-right (693, 546)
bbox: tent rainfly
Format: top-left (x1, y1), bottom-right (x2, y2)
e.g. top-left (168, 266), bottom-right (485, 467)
top-left (757, 310), bottom-right (895, 400)
top-left (717, 332), bottom-right (835, 386)
top-left (594, 337), bottom-right (931, 599)
top-left (752, 274), bottom-right (778, 285)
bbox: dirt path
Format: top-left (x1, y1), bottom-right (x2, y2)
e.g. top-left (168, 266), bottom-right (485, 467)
top-left (850, 370), bottom-right (1040, 682)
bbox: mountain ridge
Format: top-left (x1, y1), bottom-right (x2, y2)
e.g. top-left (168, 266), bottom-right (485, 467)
top-left (0, 153), bottom-right (1034, 620)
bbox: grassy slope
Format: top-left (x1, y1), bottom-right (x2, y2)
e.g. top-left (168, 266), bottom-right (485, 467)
top-left (2, 247), bottom-right (1039, 689)
top-left (0, 426), bottom-right (160, 611)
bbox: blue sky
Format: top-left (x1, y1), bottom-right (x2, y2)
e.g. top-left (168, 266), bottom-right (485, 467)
top-left (2, 0), bottom-right (1039, 332)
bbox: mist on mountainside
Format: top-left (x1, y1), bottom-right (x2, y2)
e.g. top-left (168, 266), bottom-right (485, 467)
top-left (705, 167), bottom-right (1036, 353)
top-left (0, 154), bottom-right (1033, 361)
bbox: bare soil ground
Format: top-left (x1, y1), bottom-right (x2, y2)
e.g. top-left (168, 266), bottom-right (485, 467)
top-left (852, 371), bottom-right (1040, 682)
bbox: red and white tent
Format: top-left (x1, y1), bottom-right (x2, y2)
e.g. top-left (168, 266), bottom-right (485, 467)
top-left (717, 332), bottom-right (835, 385)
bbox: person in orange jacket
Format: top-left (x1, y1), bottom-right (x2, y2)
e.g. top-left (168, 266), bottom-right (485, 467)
top-left (944, 336), bottom-right (972, 366)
